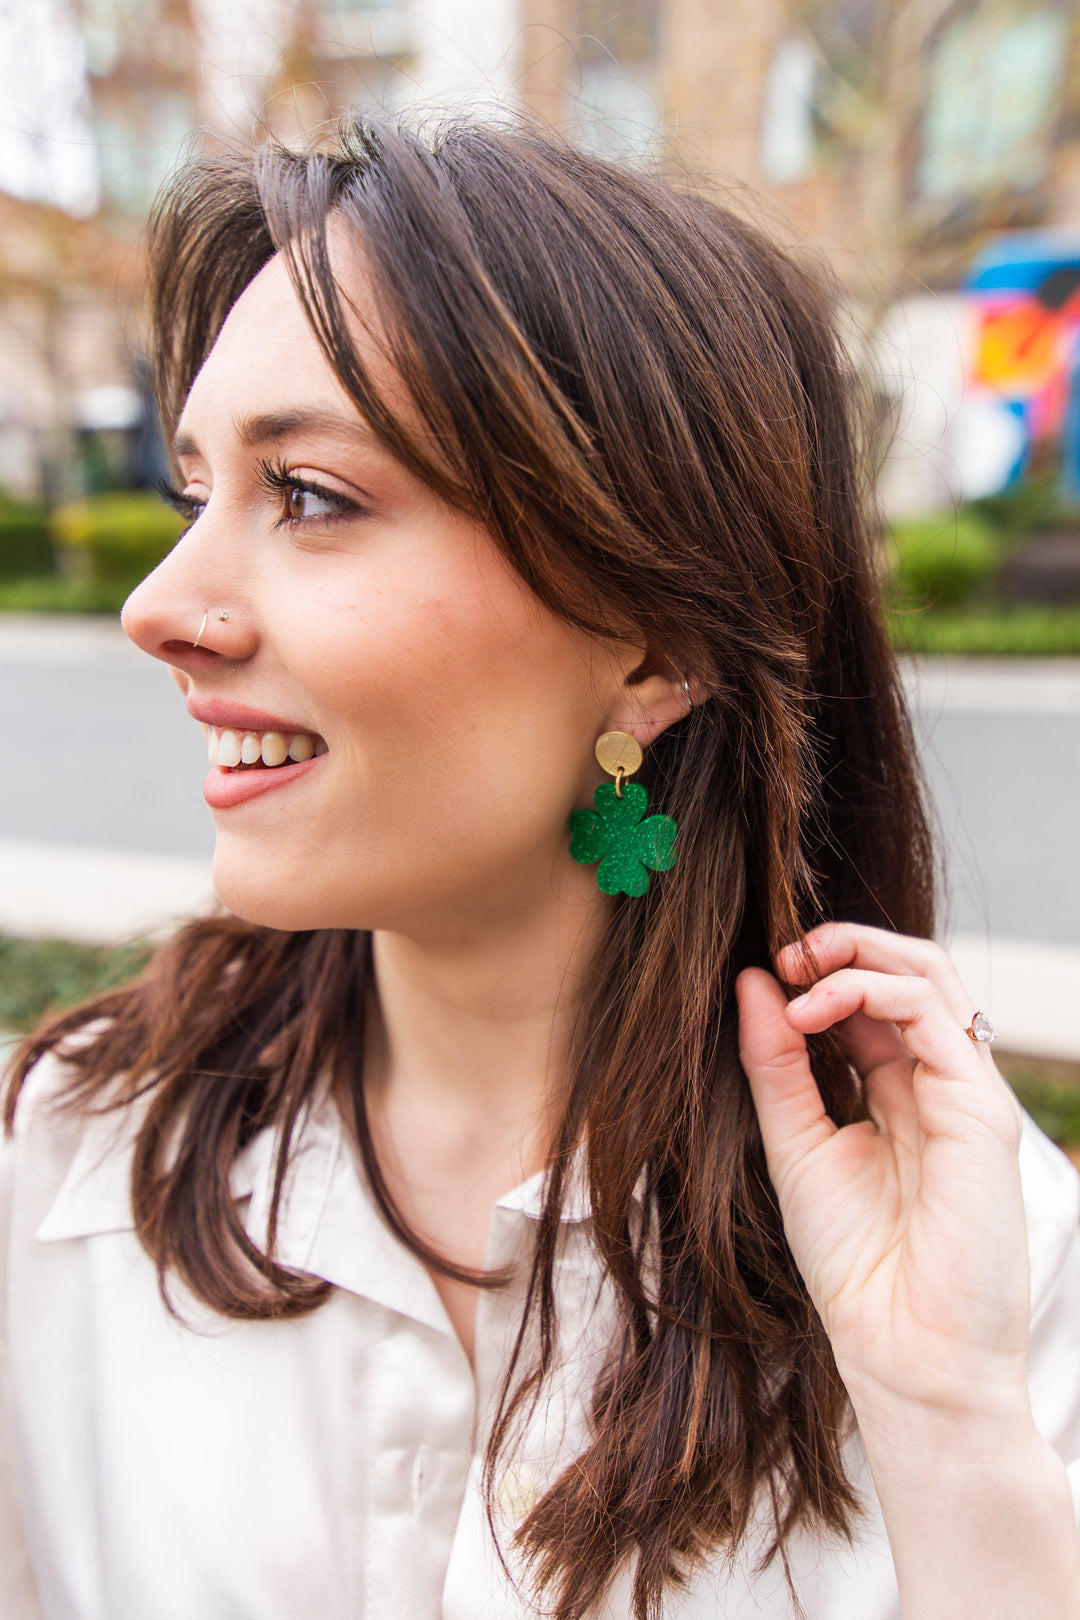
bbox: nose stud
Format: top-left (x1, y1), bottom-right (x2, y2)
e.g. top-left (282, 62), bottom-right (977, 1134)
top-left (193, 609), bottom-right (230, 649)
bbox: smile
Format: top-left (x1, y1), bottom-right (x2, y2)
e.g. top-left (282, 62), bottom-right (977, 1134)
top-left (206, 727), bottom-right (329, 770)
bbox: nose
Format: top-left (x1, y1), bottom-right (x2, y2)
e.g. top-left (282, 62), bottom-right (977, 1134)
top-left (121, 525), bottom-right (258, 674)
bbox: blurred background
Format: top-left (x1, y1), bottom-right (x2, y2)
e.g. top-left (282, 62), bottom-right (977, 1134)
top-left (2, 1), bottom-right (1080, 630)
top-left (1, 0), bottom-right (1079, 1151)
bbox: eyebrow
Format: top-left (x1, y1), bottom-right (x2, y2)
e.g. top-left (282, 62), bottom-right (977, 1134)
top-left (172, 408), bottom-right (379, 461)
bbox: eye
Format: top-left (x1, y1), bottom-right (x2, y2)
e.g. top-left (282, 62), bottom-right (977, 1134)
top-left (256, 459), bottom-right (359, 528)
top-left (285, 483), bottom-right (340, 522)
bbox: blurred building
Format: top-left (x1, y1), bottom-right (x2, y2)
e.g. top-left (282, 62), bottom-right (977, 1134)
top-left (1, 0), bottom-right (1079, 505)
top-left (525, 2), bottom-right (1080, 297)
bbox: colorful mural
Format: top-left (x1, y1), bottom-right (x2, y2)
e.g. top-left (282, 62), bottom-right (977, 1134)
top-left (964, 234), bottom-right (1080, 497)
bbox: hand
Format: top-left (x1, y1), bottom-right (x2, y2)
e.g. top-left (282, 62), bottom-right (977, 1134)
top-left (736, 922), bottom-right (1031, 1425)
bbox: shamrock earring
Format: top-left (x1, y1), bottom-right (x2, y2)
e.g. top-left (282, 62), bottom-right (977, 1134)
top-left (568, 731), bottom-right (679, 897)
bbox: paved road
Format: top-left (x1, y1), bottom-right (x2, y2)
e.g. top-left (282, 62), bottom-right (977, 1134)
top-left (1, 616), bottom-right (1078, 948)
top-left (1, 622), bottom-right (212, 859)
top-left (908, 662), bottom-right (1080, 950)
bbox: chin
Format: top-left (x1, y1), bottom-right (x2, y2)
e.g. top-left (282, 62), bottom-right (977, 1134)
top-left (210, 849), bottom-right (364, 933)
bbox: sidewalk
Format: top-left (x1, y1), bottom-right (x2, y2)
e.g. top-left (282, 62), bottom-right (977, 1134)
top-left (0, 839), bottom-right (215, 944)
top-left (901, 654), bottom-right (1080, 712)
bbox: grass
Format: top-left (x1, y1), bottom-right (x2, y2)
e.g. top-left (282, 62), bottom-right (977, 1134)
top-left (0, 937), bottom-right (1078, 1154)
top-left (886, 604), bottom-right (1080, 656)
top-left (996, 1054), bottom-right (1080, 1152)
top-left (0, 934), bottom-right (152, 1036)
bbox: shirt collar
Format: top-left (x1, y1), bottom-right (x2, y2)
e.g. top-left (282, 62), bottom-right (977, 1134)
top-left (35, 1081), bottom-right (596, 1332)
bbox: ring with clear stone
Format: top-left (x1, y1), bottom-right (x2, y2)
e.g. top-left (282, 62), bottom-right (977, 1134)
top-left (965, 1011), bottom-right (997, 1044)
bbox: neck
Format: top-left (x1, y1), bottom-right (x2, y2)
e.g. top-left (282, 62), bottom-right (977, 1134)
top-left (361, 879), bottom-right (610, 1355)
top-left (366, 885), bottom-right (609, 1171)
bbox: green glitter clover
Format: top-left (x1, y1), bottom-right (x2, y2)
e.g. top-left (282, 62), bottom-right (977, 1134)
top-left (568, 780), bottom-right (678, 897)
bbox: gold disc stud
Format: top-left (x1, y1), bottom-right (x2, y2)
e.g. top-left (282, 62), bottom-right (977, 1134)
top-left (594, 731), bottom-right (643, 778)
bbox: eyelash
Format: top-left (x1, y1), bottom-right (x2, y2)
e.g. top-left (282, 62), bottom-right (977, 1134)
top-left (156, 459), bottom-right (361, 534)
top-left (255, 457), bottom-right (361, 528)
top-left (156, 478), bottom-right (202, 534)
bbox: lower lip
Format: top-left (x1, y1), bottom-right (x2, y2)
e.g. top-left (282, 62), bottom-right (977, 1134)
top-left (203, 756), bottom-right (323, 809)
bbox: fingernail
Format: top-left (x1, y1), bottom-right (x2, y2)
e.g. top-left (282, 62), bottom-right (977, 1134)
top-left (787, 991), bottom-right (810, 1010)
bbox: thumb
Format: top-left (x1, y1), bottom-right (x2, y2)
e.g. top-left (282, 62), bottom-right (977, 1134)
top-left (736, 967), bottom-right (836, 1177)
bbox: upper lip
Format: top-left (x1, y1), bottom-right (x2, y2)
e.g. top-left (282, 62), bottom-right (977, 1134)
top-left (187, 697), bottom-right (324, 738)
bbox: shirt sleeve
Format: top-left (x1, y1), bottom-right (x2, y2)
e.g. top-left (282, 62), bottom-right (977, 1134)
top-left (0, 1074), bottom-right (47, 1620)
top-left (1021, 1112), bottom-right (1080, 1525)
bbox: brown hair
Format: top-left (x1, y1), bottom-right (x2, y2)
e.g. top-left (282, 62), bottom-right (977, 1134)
top-left (6, 118), bottom-right (936, 1618)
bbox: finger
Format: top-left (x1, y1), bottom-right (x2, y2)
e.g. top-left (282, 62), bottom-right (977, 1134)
top-left (788, 995), bottom-right (923, 1144)
top-left (773, 999), bottom-right (919, 1146)
top-left (775, 922), bottom-right (975, 1027)
top-left (785, 968), bottom-right (1019, 1141)
top-left (825, 1004), bottom-right (910, 1075)
top-left (736, 967), bottom-right (836, 1178)
top-left (861, 1056), bottom-right (921, 1146)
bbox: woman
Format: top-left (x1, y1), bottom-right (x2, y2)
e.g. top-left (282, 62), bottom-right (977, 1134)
top-left (1, 117), bottom-right (1077, 1620)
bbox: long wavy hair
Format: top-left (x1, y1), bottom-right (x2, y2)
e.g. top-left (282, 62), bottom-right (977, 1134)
top-left (6, 117), bottom-right (936, 1619)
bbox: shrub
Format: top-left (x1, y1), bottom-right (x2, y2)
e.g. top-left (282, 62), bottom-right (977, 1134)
top-left (52, 490), bottom-right (183, 589)
top-left (0, 933), bottom-right (152, 1034)
top-left (0, 498), bottom-right (54, 579)
top-left (887, 603), bottom-right (1080, 655)
top-left (885, 510), bottom-right (1001, 609)
top-left (0, 575), bottom-right (131, 614)
top-left (969, 471), bottom-right (1080, 539)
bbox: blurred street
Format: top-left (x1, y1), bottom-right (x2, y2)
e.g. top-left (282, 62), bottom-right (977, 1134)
top-left (907, 659), bottom-right (1080, 949)
top-left (0, 613), bottom-right (1077, 1056)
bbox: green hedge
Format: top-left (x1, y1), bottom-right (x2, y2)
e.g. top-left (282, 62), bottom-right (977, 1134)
top-left (887, 603), bottom-right (1080, 655)
top-left (0, 575), bottom-right (131, 613)
top-left (968, 473), bottom-right (1077, 540)
top-left (52, 491), bottom-right (184, 589)
top-left (0, 500), bottom-right (53, 579)
top-left (884, 511), bottom-right (1002, 610)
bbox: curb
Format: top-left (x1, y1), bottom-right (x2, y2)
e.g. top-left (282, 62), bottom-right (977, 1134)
top-left (947, 934), bottom-right (1080, 1064)
top-left (0, 840), bottom-right (216, 945)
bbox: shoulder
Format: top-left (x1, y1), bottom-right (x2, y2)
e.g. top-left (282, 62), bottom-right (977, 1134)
top-left (1, 1031), bottom-right (140, 1253)
top-left (3, 1039), bottom-right (94, 1174)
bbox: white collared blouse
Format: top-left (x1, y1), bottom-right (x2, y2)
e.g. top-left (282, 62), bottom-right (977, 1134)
top-left (2, 1048), bottom-right (1079, 1620)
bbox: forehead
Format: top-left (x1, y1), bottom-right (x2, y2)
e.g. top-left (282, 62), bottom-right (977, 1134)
top-left (178, 250), bottom-right (377, 435)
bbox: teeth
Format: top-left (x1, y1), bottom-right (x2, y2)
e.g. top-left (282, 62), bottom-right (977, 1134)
top-left (207, 726), bottom-right (325, 769)
top-left (260, 731), bottom-right (289, 767)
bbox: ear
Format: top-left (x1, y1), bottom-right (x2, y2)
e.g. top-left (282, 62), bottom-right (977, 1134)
top-left (604, 643), bottom-right (702, 748)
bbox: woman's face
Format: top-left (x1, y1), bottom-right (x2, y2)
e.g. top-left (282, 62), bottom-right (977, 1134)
top-left (122, 251), bottom-right (652, 936)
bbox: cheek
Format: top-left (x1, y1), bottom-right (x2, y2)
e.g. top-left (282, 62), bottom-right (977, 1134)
top-left (298, 571), bottom-right (604, 858)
